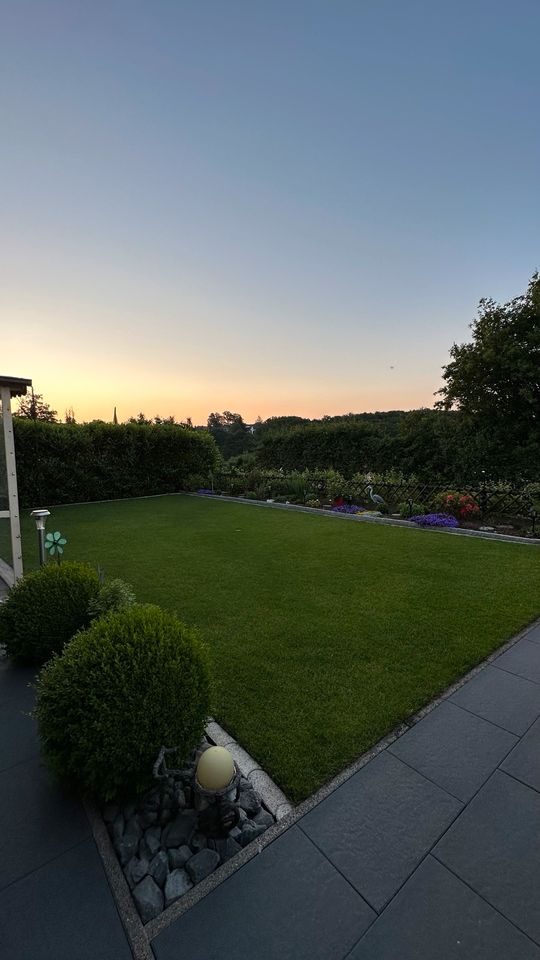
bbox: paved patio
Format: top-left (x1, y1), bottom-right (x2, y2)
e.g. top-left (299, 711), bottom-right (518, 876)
top-left (1, 620), bottom-right (540, 959)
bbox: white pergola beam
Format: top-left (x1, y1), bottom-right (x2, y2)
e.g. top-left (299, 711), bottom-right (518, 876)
top-left (1, 386), bottom-right (23, 580)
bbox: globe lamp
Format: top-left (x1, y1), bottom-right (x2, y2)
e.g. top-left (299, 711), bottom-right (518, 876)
top-left (196, 746), bottom-right (235, 792)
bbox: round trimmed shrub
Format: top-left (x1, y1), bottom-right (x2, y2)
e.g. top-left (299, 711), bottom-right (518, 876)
top-left (0, 561), bottom-right (99, 664)
top-left (35, 604), bottom-right (211, 801)
top-left (88, 577), bottom-right (136, 619)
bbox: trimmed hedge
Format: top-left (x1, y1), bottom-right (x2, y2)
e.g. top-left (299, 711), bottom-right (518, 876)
top-left (35, 604), bottom-right (211, 801)
top-left (0, 561), bottom-right (99, 664)
top-left (13, 419), bottom-right (218, 506)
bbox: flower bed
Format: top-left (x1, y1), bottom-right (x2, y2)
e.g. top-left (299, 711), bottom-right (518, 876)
top-left (410, 513), bottom-right (459, 528)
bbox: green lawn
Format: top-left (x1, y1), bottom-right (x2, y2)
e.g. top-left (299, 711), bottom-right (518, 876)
top-left (20, 495), bottom-right (540, 802)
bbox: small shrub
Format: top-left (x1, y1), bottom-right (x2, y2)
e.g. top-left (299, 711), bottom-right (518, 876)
top-left (305, 498), bottom-right (321, 508)
top-left (0, 561), bottom-right (99, 664)
top-left (433, 490), bottom-right (479, 521)
top-left (88, 578), bottom-right (136, 619)
top-left (398, 501), bottom-right (426, 518)
top-left (35, 604), bottom-right (211, 801)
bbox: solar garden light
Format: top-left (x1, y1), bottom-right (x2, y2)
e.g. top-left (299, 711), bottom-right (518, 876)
top-left (193, 746), bottom-right (242, 838)
top-left (30, 509), bottom-right (50, 565)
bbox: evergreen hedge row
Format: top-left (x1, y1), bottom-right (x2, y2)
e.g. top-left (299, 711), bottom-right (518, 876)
top-left (14, 420), bottom-right (218, 506)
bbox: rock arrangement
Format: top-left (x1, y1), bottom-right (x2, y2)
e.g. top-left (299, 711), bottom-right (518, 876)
top-left (103, 746), bottom-right (275, 924)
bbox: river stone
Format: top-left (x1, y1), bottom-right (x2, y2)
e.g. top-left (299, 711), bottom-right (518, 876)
top-left (213, 836), bottom-right (241, 863)
top-left (186, 849), bottom-right (220, 884)
top-left (124, 815), bottom-right (142, 841)
top-left (240, 821), bottom-right (266, 847)
top-left (253, 809), bottom-right (274, 828)
top-left (103, 803), bottom-right (119, 824)
top-left (162, 809), bottom-right (197, 847)
top-left (112, 812), bottom-right (125, 840)
top-left (115, 834), bottom-right (139, 866)
top-left (126, 856), bottom-right (149, 888)
top-left (139, 826), bottom-right (161, 861)
top-left (168, 845), bottom-right (192, 870)
top-left (238, 786), bottom-right (261, 817)
top-left (164, 869), bottom-right (193, 906)
top-left (189, 830), bottom-right (208, 853)
top-left (149, 850), bottom-right (169, 888)
top-left (132, 876), bottom-right (164, 923)
top-left (140, 809), bottom-right (159, 829)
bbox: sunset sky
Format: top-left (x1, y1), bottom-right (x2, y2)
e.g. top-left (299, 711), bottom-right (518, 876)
top-left (2, 1), bottom-right (539, 424)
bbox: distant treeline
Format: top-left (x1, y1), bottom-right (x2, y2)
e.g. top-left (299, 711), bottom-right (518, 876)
top-left (207, 409), bottom-right (538, 484)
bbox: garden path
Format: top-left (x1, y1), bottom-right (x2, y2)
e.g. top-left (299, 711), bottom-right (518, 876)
top-left (1, 620), bottom-right (540, 959)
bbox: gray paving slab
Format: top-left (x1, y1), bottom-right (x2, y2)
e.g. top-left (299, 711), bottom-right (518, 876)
top-left (0, 700), bottom-right (38, 772)
top-left (0, 838), bottom-right (133, 960)
top-left (348, 854), bottom-right (540, 960)
top-left (450, 664), bottom-right (540, 735)
top-left (501, 717), bottom-right (540, 793)
top-left (0, 757), bottom-right (90, 890)
top-left (0, 664), bottom-right (38, 772)
top-left (494, 638), bottom-right (540, 685)
top-left (435, 770), bottom-right (540, 944)
top-left (152, 826), bottom-right (375, 960)
top-left (388, 700), bottom-right (517, 802)
top-left (526, 622), bottom-right (540, 645)
top-left (300, 751), bottom-right (462, 912)
top-left (0, 661), bottom-right (36, 708)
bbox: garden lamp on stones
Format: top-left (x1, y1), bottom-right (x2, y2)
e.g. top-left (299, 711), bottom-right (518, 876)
top-left (194, 746), bottom-right (241, 838)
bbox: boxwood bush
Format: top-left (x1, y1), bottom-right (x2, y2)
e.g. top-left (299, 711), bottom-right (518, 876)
top-left (35, 604), bottom-right (211, 801)
top-left (0, 561), bottom-right (99, 664)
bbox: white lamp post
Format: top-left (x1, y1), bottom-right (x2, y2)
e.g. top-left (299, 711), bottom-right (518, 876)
top-left (30, 509), bottom-right (51, 565)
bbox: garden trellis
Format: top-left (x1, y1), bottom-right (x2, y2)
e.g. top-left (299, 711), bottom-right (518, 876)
top-left (0, 375), bottom-right (32, 587)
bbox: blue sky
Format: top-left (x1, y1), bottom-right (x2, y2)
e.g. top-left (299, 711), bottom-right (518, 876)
top-left (2, 0), bottom-right (539, 422)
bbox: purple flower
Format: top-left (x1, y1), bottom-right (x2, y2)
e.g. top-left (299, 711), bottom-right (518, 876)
top-left (197, 488), bottom-right (213, 495)
top-left (411, 513), bottom-right (459, 528)
top-left (332, 504), bottom-right (366, 514)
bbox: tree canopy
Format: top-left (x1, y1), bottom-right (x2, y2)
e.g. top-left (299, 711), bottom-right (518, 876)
top-left (16, 392), bottom-right (57, 422)
top-left (437, 274), bottom-right (540, 479)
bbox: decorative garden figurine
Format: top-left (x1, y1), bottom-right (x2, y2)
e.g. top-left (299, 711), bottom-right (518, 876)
top-left (44, 531), bottom-right (67, 561)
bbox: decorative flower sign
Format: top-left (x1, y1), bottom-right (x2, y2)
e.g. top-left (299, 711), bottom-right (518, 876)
top-left (45, 531), bottom-right (67, 557)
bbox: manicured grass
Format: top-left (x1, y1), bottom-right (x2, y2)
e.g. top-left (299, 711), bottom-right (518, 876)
top-left (21, 495), bottom-right (540, 802)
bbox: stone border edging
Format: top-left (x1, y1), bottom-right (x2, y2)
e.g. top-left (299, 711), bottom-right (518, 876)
top-left (187, 492), bottom-right (540, 545)
top-left (205, 719), bottom-right (293, 821)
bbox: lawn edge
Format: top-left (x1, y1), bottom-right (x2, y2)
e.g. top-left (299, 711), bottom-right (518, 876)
top-left (187, 492), bottom-right (540, 545)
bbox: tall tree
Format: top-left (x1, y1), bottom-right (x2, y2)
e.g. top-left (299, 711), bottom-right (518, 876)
top-left (16, 391), bottom-right (58, 422)
top-left (207, 411), bottom-right (253, 458)
top-left (437, 274), bottom-right (540, 478)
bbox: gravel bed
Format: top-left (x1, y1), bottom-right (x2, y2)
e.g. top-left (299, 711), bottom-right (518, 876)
top-left (103, 743), bottom-right (275, 923)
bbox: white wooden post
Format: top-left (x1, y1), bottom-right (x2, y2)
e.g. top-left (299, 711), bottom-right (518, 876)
top-left (1, 386), bottom-right (23, 581)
